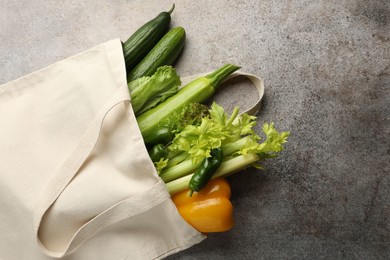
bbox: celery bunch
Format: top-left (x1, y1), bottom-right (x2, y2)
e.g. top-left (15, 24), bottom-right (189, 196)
top-left (156, 102), bottom-right (290, 194)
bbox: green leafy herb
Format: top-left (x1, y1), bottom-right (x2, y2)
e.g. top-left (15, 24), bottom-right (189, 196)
top-left (159, 102), bottom-right (210, 134)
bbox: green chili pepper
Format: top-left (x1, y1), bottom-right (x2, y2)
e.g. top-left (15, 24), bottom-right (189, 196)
top-left (146, 127), bottom-right (174, 147)
top-left (188, 148), bottom-right (223, 196)
top-left (148, 144), bottom-right (168, 163)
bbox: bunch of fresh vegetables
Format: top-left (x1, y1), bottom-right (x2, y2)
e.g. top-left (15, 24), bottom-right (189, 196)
top-left (121, 5), bottom-right (290, 233)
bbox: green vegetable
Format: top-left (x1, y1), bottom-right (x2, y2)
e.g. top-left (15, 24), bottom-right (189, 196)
top-left (168, 102), bottom-right (251, 165)
top-left (158, 103), bottom-right (290, 194)
top-left (159, 102), bottom-right (210, 134)
top-left (188, 147), bottom-right (223, 196)
top-left (159, 136), bottom-right (255, 182)
top-left (148, 144), bottom-right (168, 163)
top-left (160, 158), bottom-right (200, 182)
top-left (146, 127), bottom-right (175, 146)
top-left (128, 65), bottom-right (180, 116)
top-left (146, 102), bottom-right (209, 147)
top-left (122, 4), bottom-right (174, 74)
top-left (137, 64), bottom-right (240, 146)
top-left (166, 154), bottom-right (259, 195)
top-left (127, 26), bottom-right (186, 82)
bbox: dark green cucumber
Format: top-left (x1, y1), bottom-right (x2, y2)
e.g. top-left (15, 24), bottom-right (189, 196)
top-left (127, 26), bottom-right (186, 82)
top-left (122, 4), bottom-right (174, 74)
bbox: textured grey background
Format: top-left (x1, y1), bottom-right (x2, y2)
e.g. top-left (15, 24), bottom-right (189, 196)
top-left (1, 0), bottom-right (389, 259)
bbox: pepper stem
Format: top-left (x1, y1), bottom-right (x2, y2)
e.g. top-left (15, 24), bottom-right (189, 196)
top-left (205, 64), bottom-right (240, 88)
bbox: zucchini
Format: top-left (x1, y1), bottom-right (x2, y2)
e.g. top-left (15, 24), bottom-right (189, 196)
top-left (127, 26), bottom-right (186, 82)
top-left (137, 64), bottom-right (240, 145)
top-left (122, 4), bottom-right (174, 74)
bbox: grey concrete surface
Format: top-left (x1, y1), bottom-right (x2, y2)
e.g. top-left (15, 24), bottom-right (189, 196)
top-left (1, 0), bottom-right (389, 259)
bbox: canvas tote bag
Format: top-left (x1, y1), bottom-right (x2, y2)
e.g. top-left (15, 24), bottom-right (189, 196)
top-left (0, 38), bottom-right (264, 259)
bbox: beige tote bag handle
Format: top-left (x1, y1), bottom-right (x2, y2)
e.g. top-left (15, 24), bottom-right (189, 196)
top-left (181, 70), bottom-right (265, 116)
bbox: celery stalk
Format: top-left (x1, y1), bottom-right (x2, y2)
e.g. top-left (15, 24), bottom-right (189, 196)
top-left (160, 160), bottom-right (200, 182)
top-left (167, 152), bottom-right (189, 167)
top-left (165, 154), bottom-right (259, 195)
top-left (221, 136), bottom-right (252, 156)
top-left (160, 136), bottom-right (252, 181)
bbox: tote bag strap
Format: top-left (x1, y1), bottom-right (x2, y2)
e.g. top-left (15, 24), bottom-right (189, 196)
top-left (181, 70), bottom-right (265, 116)
top-left (34, 87), bottom-right (172, 258)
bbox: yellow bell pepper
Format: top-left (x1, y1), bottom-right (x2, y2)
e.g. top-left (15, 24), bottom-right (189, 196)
top-left (171, 177), bottom-right (234, 233)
